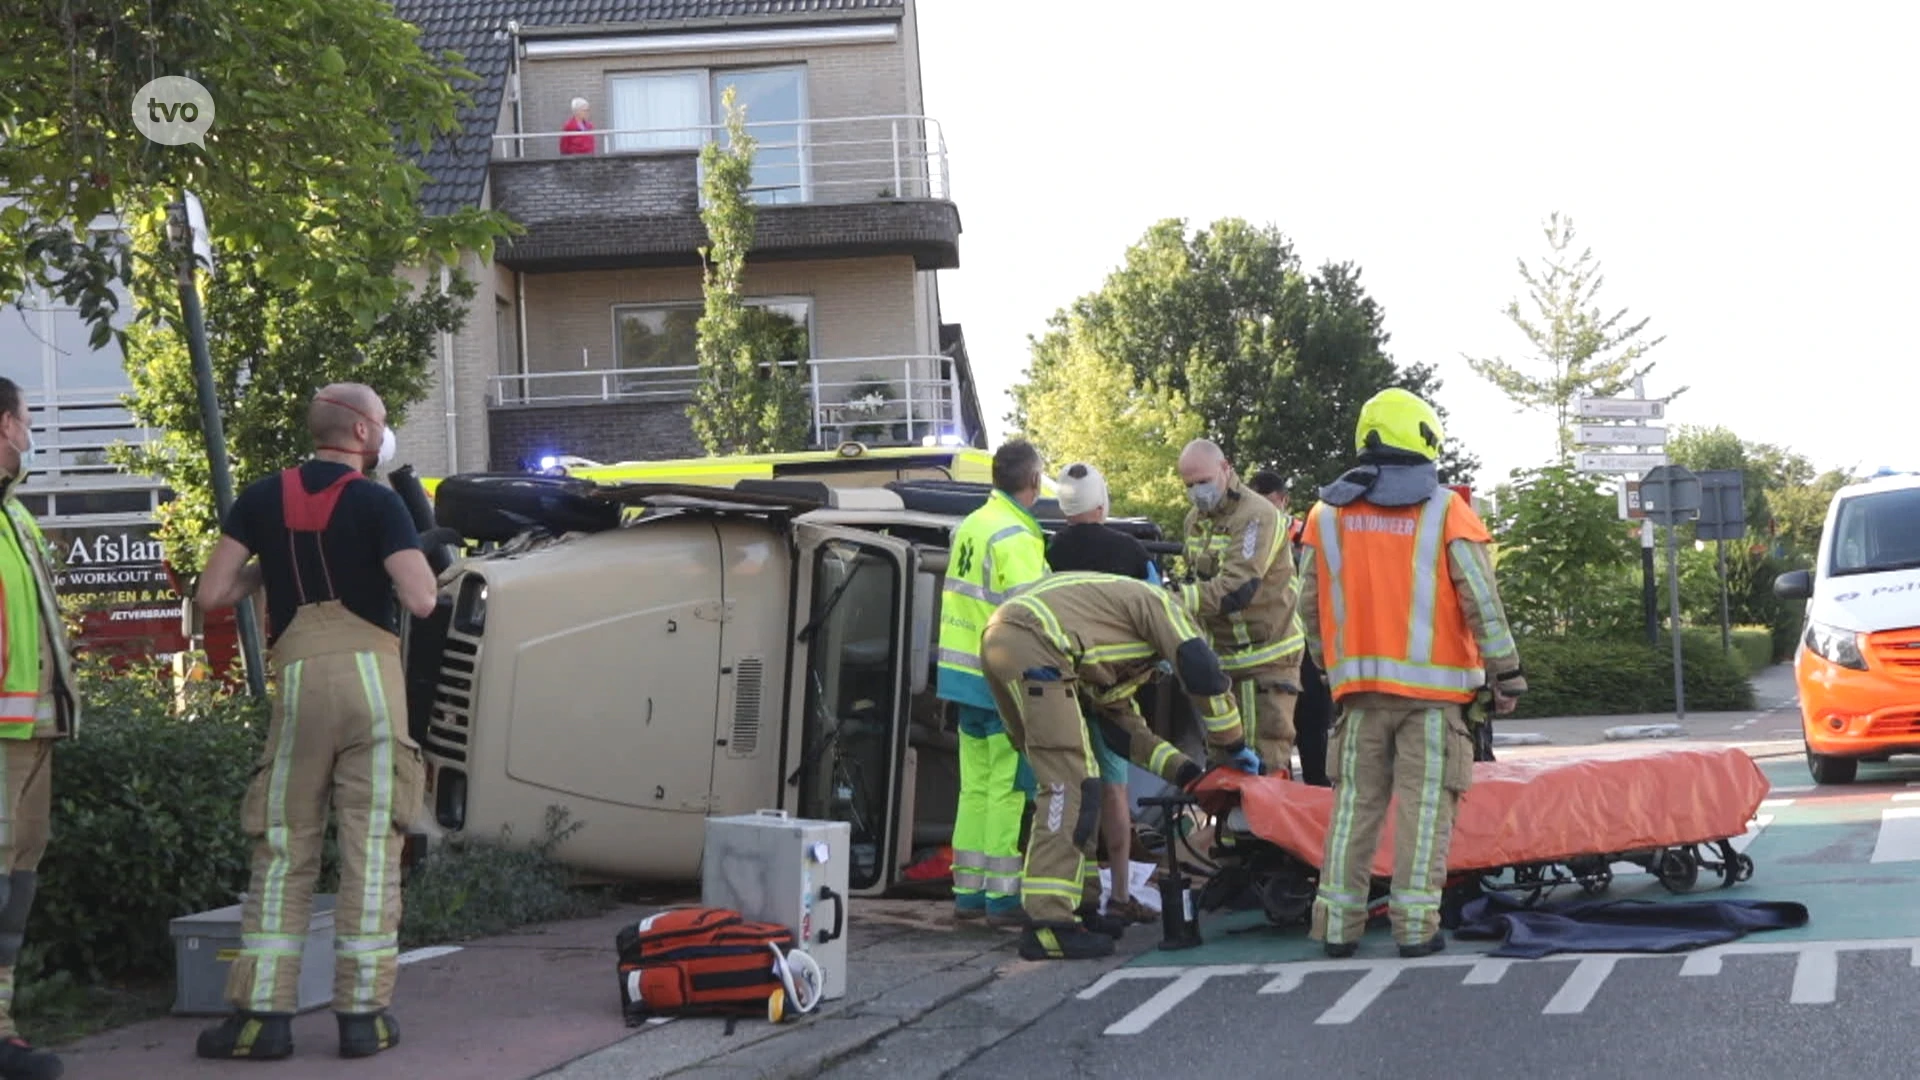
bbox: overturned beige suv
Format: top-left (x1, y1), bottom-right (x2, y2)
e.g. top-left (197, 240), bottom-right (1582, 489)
top-left (393, 471), bottom-right (1185, 897)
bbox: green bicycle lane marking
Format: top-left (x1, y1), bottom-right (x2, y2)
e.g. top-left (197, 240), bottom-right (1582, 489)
top-left (1133, 756), bottom-right (1920, 965)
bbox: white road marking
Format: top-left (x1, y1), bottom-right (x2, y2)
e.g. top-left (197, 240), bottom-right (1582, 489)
top-left (1462, 959), bottom-right (1513, 985)
top-left (1894, 793), bottom-right (1920, 802)
top-left (1759, 798), bottom-right (1796, 809)
top-left (1098, 966), bottom-right (1252, 1036)
top-left (396, 945), bottom-right (463, 965)
top-left (1732, 814), bottom-right (1775, 855)
top-left (1544, 956), bottom-right (1620, 1015)
top-left (1093, 938), bottom-right (1920, 1035)
top-left (1769, 785), bottom-right (1814, 794)
top-left (1791, 945), bottom-right (1840, 1005)
top-left (1316, 967), bottom-right (1399, 1025)
top-left (1870, 807), bottom-right (1920, 862)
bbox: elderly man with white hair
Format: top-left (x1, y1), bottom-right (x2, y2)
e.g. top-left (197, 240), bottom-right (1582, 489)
top-left (1040, 463), bottom-right (1162, 924)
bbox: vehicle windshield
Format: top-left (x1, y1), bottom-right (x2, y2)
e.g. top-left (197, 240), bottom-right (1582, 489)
top-left (1830, 487), bottom-right (1920, 576)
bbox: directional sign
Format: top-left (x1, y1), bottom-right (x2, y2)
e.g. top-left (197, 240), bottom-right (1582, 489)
top-left (1577, 424), bottom-right (1668, 447)
top-left (1577, 452), bottom-right (1670, 474)
top-left (1639, 464), bottom-right (1701, 526)
top-left (1577, 396), bottom-right (1665, 420)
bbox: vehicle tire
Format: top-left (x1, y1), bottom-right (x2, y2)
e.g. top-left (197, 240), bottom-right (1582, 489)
top-left (1806, 748), bottom-right (1858, 785)
top-left (433, 472), bottom-right (620, 543)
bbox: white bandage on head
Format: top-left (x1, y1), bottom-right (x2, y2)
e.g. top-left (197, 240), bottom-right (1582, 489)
top-left (1055, 462), bottom-right (1109, 518)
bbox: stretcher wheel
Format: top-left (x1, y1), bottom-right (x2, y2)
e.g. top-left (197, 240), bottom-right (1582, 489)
top-left (1728, 852), bottom-right (1755, 886)
top-left (1654, 847), bottom-right (1699, 893)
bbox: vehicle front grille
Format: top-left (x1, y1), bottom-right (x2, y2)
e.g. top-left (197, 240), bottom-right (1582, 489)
top-left (424, 632), bottom-right (480, 764)
top-left (1868, 626), bottom-right (1920, 677)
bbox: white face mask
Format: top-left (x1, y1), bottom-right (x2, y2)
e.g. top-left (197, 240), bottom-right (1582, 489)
top-left (374, 426), bottom-right (396, 473)
top-left (7, 423), bottom-right (34, 484)
top-left (1188, 480), bottom-right (1224, 513)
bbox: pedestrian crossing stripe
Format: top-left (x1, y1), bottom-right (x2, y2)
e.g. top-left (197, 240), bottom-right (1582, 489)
top-left (1082, 938), bottom-right (1920, 1034)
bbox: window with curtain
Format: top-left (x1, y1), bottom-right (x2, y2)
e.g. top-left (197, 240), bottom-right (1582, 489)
top-left (603, 65), bottom-right (809, 204)
top-left (605, 71), bottom-right (706, 153)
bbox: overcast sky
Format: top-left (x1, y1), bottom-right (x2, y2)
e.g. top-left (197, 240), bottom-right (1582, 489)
top-left (914, 0), bottom-right (1918, 489)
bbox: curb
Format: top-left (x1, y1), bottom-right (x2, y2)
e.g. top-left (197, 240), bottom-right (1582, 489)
top-left (1490, 733), bottom-right (1550, 747)
top-left (1603, 723), bottom-right (1686, 741)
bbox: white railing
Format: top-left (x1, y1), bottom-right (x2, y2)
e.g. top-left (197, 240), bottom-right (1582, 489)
top-left (488, 354), bottom-right (966, 448)
top-left (491, 114), bottom-right (951, 203)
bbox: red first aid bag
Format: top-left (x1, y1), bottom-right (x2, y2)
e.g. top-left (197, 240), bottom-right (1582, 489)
top-left (615, 907), bottom-right (795, 1024)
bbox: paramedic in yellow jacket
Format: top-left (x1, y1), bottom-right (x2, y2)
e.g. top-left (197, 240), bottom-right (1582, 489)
top-left (937, 441), bottom-right (1048, 927)
top-left (0, 378), bottom-right (78, 1080)
top-left (980, 572), bottom-right (1259, 961)
top-left (1175, 439), bottom-right (1308, 776)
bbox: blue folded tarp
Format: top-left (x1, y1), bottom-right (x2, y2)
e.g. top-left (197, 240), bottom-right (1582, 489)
top-left (1454, 892), bottom-right (1810, 959)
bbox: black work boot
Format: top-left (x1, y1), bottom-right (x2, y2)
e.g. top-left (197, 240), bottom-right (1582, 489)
top-left (1399, 932), bottom-right (1447, 959)
top-left (1323, 941), bottom-right (1358, 959)
top-left (337, 1010), bottom-right (401, 1058)
top-left (1075, 903), bottom-right (1128, 941)
top-left (1018, 922), bottom-right (1116, 961)
top-left (195, 1011), bottom-right (294, 1061)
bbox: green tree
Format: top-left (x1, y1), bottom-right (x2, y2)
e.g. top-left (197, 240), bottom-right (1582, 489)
top-left (1015, 329), bottom-right (1204, 533)
top-left (1464, 213), bottom-right (1673, 460)
top-left (1011, 217), bottom-right (1478, 508)
top-left (1488, 463), bottom-right (1643, 639)
top-left (688, 88), bottom-right (811, 455)
top-left (111, 251), bottom-right (473, 575)
top-left (0, 0), bottom-right (510, 344)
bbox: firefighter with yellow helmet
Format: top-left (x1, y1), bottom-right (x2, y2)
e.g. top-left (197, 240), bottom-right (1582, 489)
top-left (980, 572), bottom-right (1258, 961)
top-left (1298, 388), bottom-right (1527, 958)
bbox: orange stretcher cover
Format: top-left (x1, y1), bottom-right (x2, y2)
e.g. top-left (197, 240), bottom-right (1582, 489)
top-left (1191, 746), bottom-right (1770, 880)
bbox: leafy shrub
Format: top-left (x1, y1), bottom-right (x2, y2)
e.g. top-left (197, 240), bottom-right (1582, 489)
top-left (27, 656), bottom-right (267, 983)
top-left (1506, 633), bottom-right (1756, 719)
top-left (22, 653), bottom-right (609, 992)
top-left (399, 806), bottom-right (611, 947)
top-left (1731, 627), bottom-right (1774, 675)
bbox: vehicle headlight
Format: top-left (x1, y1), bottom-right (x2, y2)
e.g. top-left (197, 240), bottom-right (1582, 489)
top-left (1804, 621), bottom-right (1867, 670)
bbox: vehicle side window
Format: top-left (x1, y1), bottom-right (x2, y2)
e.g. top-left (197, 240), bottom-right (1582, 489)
top-left (797, 539), bottom-right (902, 888)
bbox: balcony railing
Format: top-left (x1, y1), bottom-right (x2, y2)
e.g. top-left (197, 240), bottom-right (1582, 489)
top-left (489, 355), bottom-right (967, 448)
top-left (492, 114), bottom-right (951, 204)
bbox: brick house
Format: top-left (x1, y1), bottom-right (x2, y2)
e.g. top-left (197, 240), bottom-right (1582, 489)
top-left (390, 0), bottom-right (985, 478)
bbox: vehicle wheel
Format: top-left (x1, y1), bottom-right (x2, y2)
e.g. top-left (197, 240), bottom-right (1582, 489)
top-left (1655, 847), bottom-right (1699, 893)
top-left (433, 472), bottom-right (620, 543)
top-left (1806, 748), bottom-right (1858, 785)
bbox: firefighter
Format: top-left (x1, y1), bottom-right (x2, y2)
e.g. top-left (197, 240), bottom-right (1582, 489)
top-left (0, 378), bottom-right (78, 1080)
top-left (1174, 441), bottom-right (1308, 778)
top-left (937, 441), bottom-right (1049, 928)
top-left (981, 572), bottom-right (1259, 961)
top-left (1299, 388), bottom-right (1527, 959)
top-left (193, 383), bottom-right (440, 1060)
top-left (1248, 469), bottom-right (1331, 787)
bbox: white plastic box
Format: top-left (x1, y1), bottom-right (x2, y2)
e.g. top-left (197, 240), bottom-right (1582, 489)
top-left (701, 810), bottom-right (851, 1002)
top-left (168, 894), bottom-right (337, 1015)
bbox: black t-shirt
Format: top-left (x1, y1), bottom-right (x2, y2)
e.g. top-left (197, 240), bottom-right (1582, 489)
top-left (1047, 522), bottom-right (1155, 580)
top-left (222, 461), bottom-right (423, 644)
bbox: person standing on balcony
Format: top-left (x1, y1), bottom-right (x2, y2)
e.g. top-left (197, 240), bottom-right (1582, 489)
top-left (0, 377), bottom-right (80, 1080)
top-left (559, 97), bottom-right (596, 156)
top-left (938, 441), bottom-right (1048, 928)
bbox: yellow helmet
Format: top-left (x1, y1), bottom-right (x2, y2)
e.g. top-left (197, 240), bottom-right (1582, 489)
top-left (1355, 388), bottom-right (1444, 460)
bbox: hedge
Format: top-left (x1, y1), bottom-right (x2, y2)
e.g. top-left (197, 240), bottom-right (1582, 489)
top-left (1505, 632), bottom-right (1758, 719)
top-left (19, 655), bottom-right (606, 995)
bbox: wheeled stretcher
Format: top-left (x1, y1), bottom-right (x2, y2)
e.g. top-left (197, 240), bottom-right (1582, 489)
top-left (1180, 746), bottom-right (1771, 929)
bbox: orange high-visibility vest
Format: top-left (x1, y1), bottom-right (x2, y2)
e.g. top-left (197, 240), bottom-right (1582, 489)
top-left (1305, 487), bottom-right (1490, 704)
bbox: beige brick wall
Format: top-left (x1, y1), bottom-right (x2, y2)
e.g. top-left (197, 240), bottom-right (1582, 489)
top-left (390, 253), bottom-right (518, 480)
top-left (521, 255), bottom-right (922, 376)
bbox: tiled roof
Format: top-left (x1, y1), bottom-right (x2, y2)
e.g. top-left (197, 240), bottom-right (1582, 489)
top-left (393, 1), bottom-right (906, 217)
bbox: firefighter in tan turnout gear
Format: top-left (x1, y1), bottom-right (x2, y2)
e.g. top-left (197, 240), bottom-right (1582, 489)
top-left (1175, 439), bottom-right (1308, 776)
top-left (1299, 388), bottom-right (1526, 959)
top-left (193, 384), bottom-right (440, 1061)
top-left (980, 572), bottom-right (1260, 961)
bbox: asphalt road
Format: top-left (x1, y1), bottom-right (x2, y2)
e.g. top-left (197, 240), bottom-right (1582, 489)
top-left (822, 674), bottom-right (1920, 1080)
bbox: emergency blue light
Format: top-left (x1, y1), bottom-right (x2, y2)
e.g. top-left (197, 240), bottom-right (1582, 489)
top-left (539, 455), bottom-right (558, 470)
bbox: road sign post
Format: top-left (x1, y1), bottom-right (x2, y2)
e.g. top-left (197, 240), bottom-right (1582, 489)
top-left (1576, 386), bottom-right (1670, 647)
top-left (1640, 464), bottom-right (1701, 720)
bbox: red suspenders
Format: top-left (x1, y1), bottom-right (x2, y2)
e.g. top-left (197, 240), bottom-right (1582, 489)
top-left (280, 467), bottom-right (358, 606)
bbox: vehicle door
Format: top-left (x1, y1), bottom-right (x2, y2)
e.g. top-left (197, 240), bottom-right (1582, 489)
top-left (780, 521), bottom-right (917, 894)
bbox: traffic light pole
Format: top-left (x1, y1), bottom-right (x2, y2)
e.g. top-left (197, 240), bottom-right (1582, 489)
top-left (169, 197), bottom-right (268, 700)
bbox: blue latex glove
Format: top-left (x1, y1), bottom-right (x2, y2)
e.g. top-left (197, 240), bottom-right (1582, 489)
top-left (1226, 746), bottom-right (1263, 775)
